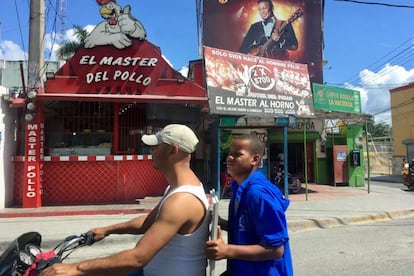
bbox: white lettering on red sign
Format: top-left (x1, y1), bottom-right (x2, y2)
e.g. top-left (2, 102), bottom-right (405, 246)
top-left (80, 55), bottom-right (157, 86)
top-left (80, 55), bottom-right (158, 67)
top-left (26, 163), bottom-right (37, 198)
top-left (40, 125), bottom-right (44, 183)
top-left (28, 124), bottom-right (38, 130)
top-left (26, 125), bottom-right (38, 198)
top-left (85, 71), bottom-right (151, 85)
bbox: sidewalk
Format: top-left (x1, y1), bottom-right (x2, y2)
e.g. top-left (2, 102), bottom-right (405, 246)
top-left (1, 176), bottom-right (414, 249)
top-left (287, 178), bottom-right (414, 231)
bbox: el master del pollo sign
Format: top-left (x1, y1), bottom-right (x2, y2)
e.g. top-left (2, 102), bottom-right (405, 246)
top-left (68, 42), bottom-right (164, 94)
top-left (204, 46), bottom-right (314, 117)
top-left (78, 55), bottom-right (156, 86)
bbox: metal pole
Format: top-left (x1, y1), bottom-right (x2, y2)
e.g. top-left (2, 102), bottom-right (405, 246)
top-left (365, 119), bottom-right (371, 193)
top-left (303, 119), bottom-right (308, 201)
top-left (196, 0), bottom-right (203, 58)
top-left (332, 126), bottom-right (336, 187)
top-left (284, 126), bottom-right (288, 198)
top-left (215, 118), bottom-right (221, 198)
top-left (28, 0), bottom-right (45, 89)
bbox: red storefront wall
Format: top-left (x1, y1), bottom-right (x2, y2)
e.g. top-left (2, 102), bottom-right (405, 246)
top-left (13, 156), bottom-right (166, 205)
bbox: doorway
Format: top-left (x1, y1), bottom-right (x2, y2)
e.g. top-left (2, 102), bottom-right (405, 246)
top-left (270, 142), bottom-right (313, 182)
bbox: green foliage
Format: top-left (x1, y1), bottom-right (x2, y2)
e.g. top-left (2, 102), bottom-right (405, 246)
top-left (56, 25), bottom-right (89, 60)
top-left (365, 115), bottom-right (391, 138)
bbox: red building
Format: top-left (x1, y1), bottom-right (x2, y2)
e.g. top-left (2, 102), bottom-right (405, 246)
top-left (11, 19), bottom-right (207, 207)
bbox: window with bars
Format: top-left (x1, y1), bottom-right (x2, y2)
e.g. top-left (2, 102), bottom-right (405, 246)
top-left (37, 101), bottom-right (201, 156)
top-left (45, 101), bottom-right (115, 156)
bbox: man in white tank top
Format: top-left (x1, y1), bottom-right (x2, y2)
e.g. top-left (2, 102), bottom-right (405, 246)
top-left (41, 124), bottom-right (209, 276)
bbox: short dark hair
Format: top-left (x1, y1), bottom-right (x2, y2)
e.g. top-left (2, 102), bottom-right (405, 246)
top-left (257, 0), bottom-right (274, 12)
top-left (235, 134), bottom-right (265, 157)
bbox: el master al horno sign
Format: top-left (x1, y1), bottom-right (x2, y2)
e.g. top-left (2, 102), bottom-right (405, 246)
top-left (204, 46), bottom-right (315, 117)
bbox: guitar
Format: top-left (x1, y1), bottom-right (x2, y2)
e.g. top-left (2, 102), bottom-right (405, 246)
top-left (248, 8), bottom-right (304, 58)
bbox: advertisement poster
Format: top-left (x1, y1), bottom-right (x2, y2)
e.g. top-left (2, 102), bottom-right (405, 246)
top-left (313, 83), bottom-right (362, 114)
top-left (205, 46), bottom-right (314, 117)
top-left (203, 0), bottom-right (323, 84)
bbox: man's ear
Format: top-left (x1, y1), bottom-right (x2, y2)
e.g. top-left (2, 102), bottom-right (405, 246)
top-left (170, 144), bottom-right (179, 155)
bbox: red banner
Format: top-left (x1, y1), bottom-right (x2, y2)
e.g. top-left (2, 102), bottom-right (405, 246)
top-left (22, 108), bottom-right (44, 208)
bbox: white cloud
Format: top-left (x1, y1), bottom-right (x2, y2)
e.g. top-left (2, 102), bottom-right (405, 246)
top-left (43, 25), bottom-right (97, 61)
top-left (0, 25), bottom-right (94, 62)
top-left (83, 25), bottom-right (96, 35)
top-left (345, 64), bottom-right (414, 125)
top-left (179, 66), bottom-right (189, 77)
top-left (44, 32), bottom-right (60, 61)
top-left (0, 40), bottom-right (27, 60)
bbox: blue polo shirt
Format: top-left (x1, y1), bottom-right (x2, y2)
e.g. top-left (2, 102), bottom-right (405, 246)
top-left (227, 170), bottom-right (293, 275)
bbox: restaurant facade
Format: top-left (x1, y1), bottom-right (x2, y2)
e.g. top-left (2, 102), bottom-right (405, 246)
top-left (1, 0), bottom-right (368, 208)
top-left (5, 5), bottom-right (210, 207)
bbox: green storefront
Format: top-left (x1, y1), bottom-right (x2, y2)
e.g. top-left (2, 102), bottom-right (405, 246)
top-left (216, 84), bottom-right (367, 190)
top-left (312, 83), bottom-right (366, 187)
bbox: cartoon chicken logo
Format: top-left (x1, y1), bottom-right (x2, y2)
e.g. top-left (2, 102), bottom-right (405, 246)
top-left (84, 0), bottom-right (147, 49)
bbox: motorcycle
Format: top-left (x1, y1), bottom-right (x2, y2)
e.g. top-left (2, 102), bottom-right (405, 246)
top-left (405, 163), bottom-right (414, 191)
top-left (273, 167), bottom-right (302, 194)
top-left (0, 231), bottom-right (94, 276)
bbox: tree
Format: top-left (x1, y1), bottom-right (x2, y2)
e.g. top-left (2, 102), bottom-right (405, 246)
top-left (365, 115), bottom-right (392, 138)
top-left (372, 121), bottom-right (391, 137)
top-left (56, 25), bottom-right (89, 60)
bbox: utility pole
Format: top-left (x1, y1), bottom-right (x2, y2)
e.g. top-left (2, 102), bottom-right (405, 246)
top-left (28, 0), bottom-right (45, 90)
top-left (23, 0), bottom-right (45, 208)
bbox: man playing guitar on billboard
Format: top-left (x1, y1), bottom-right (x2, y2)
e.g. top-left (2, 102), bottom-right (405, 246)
top-left (239, 0), bottom-right (301, 61)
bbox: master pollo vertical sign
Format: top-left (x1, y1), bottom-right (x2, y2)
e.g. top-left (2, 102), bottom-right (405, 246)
top-left (22, 113), bottom-right (44, 208)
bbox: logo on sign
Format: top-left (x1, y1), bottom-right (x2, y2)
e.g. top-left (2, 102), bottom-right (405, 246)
top-left (249, 65), bottom-right (275, 91)
top-left (336, 151), bottom-right (346, 161)
top-left (84, 0), bottom-right (147, 49)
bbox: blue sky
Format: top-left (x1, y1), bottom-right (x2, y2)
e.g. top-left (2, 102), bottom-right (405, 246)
top-left (1, 0), bottom-right (414, 124)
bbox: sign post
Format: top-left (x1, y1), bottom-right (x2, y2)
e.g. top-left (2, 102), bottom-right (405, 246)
top-left (275, 115), bottom-right (297, 198)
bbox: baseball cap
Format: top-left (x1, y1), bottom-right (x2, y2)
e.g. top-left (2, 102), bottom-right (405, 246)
top-left (141, 124), bottom-right (199, 153)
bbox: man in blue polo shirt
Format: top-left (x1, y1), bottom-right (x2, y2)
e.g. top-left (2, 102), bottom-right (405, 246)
top-left (206, 134), bottom-right (293, 275)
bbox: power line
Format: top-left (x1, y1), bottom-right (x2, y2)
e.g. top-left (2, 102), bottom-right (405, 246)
top-left (356, 48), bottom-right (414, 86)
top-left (342, 36), bottom-right (414, 86)
top-left (335, 0), bottom-right (414, 9)
top-left (14, 0), bottom-right (28, 60)
top-left (330, 2), bottom-right (414, 89)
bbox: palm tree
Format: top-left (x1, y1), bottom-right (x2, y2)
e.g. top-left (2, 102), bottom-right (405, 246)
top-left (57, 25), bottom-right (89, 60)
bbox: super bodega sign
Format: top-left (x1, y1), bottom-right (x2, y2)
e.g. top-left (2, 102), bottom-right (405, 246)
top-left (204, 46), bottom-right (315, 117)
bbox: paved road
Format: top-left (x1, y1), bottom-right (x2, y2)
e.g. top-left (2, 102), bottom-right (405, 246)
top-left (0, 176), bottom-right (413, 275)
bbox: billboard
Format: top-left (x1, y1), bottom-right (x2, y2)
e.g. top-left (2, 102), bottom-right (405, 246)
top-left (203, 0), bottom-right (323, 84)
top-left (205, 46), bottom-right (314, 117)
top-left (313, 83), bottom-right (362, 114)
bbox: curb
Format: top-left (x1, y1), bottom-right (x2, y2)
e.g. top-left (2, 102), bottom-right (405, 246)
top-left (2, 209), bottom-right (414, 251)
top-left (0, 209), bottom-right (152, 219)
top-left (288, 209), bottom-right (414, 232)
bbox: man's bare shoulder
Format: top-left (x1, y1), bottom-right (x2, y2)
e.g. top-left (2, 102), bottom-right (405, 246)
top-left (161, 191), bottom-right (205, 212)
top-left (156, 190), bottom-right (207, 234)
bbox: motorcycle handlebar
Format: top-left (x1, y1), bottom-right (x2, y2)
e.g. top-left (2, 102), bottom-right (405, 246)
top-left (82, 231), bottom-right (96, 246)
top-left (55, 231), bottom-right (95, 257)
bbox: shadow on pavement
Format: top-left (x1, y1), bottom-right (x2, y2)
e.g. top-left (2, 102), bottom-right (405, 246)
top-left (369, 175), bottom-right (403, 183)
